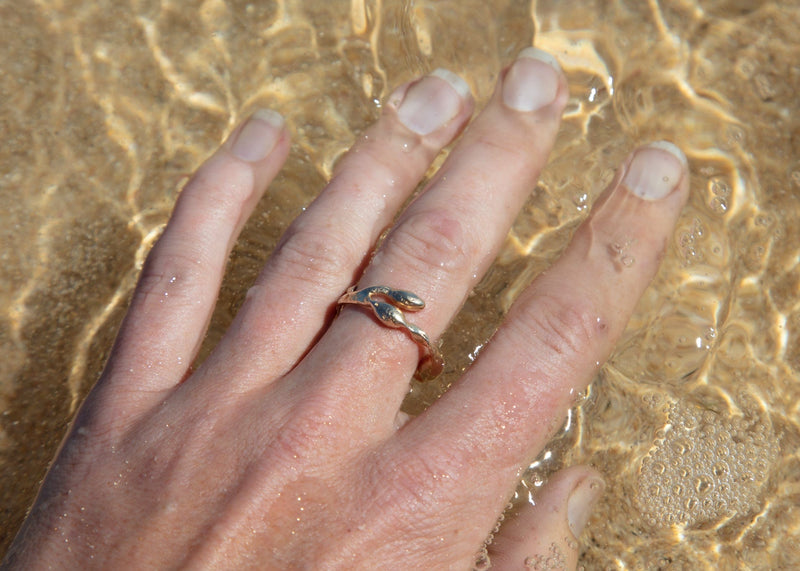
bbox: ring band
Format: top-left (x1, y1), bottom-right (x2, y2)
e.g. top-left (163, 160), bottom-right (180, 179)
top-left (337, 286), bottom-right (444, 382)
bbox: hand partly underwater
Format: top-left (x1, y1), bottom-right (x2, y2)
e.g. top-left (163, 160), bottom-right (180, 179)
top-left (2, 47), bottom-right (689, 570)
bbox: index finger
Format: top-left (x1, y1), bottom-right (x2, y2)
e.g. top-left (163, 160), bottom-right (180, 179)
top-left (380, 142), bottom-right (690, 547)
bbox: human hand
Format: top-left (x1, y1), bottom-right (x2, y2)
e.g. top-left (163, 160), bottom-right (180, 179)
top-left (2, 48), bottom-right (689, 569)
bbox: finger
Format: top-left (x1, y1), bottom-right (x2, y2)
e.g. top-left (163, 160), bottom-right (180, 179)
top-left (390, 142), bottom-right (689, 540)
top-left (293, 48), bottom-right (568, 424)
top-left (198, 70), bottom-right (474, 386)
top-left (101, 110), bottom-right (290, 409)
top-left (489, 466), bottom-right (604, 571)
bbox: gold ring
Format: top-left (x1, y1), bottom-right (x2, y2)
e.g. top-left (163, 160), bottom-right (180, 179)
top-left (337, 286), bottom-right (444, 382)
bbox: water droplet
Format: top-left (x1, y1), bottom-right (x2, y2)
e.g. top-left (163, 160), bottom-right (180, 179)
top-left (573, 192), bottom-right (589, 211)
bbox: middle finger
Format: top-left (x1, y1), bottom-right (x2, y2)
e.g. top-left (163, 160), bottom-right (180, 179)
top-left (195, 69), bottom-right (475, 387)
top-left (293, 48), bottom-right (568, 429)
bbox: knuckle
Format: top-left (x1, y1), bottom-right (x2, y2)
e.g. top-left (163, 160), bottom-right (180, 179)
top-left (475, 135), bottom-right (527, 163)
top-left (267, 395), bottom-right (344, 461)
top-left (345, 143), bottom-right (401, 184)
top-left (269, 417), bottom-right (326, 461)
top-left (190, 156), bottom-right (255, 208)
top-left (514, 293), bottom-right (600, 363)
top-left (376, 447), bottom-right (462, 514)
top-left (133, 243), bottom-right (204, 306)
top-left (271, 224), bottom-right (359, 289)
top-left (387, 209), bottom-right (476, 277)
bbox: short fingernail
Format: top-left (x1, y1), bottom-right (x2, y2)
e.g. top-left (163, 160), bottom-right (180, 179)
top-left (622, 141), bottom-right (688, 200)
top-left (396, 68), bottom-right (471, 135)
top-left (567, 476), bottom-right (604, 538)
top-left (229, 108), bottom-right (284, 162)
top-left (503, 47), bottom-right (562, 112)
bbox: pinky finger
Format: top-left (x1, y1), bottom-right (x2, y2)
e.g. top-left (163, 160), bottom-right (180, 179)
top-left (487, 466), bottom-right (604, 571)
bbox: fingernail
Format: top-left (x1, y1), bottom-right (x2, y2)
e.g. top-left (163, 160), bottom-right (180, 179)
top-left (396, 68), bottom-right (471, 135)
top-left (567, 476), bottom-right (604, 538)
top-left (229, 108), bottom-right (284, 162)
top-left (503, 47), bottom-right (562, 112)
top-left (622, 141), bottom-right (688, 200)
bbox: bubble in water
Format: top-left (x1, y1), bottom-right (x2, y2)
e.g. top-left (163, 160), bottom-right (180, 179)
top-left (472, 548), bottom-right (491, 571)
top-left (699, 423), bottom-right (716, 438)
top-left (607, 240), bottom-right (635, 270)
top-left (524, 544), bottom-right (566, 570)
top-left (678, 218), bottom-right (707, 265)
top-left (735, 57), bottom-right (756, 78)
top-left (642, 393), bottom-right (663, 409)
top-left (722, 124), bottom-right (746, 150)
top-left (636, 401), bottom-right (779, 528)
top-left (670, 437), bottom-right (693, 455)
top-left (709, 177), bottom-right (731, 196)
top-left (753, 73), bottom-right (777, 100)
top-left (694, 474), bottom-right (714, 495)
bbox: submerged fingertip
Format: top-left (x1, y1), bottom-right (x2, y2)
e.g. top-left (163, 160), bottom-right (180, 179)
top-left (502, 47), bottom-right (562, 113)
top-left (396, 68), bottom-right (471, 136)
top-left (229, 108), bottom-right (285, 162)
top-left (517, 46), bottom-right (563, 74)
top-left (566, 475), bottom-right (605, 539)
top-left (430, 68), bottom-right (473, 101)
top-left (644, 140), bottom-right (689, 170)
top-left (622, 141), bottom-right (688, 201)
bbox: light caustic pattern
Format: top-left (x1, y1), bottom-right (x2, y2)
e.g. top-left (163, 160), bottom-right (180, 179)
top-left (1, 0), bottom-right (799, 568)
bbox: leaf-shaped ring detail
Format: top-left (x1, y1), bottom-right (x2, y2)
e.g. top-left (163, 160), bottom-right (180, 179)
top-left (336, 286), bottom-right (444, 381)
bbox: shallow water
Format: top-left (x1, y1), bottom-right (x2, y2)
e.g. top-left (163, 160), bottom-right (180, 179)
top-left (1, 0), bottom-right (798, 567)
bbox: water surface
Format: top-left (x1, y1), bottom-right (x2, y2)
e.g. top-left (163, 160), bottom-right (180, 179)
top-left (1, 0), bottom-right (798, 567)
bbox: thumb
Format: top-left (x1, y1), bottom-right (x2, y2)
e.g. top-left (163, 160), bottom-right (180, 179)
top-left (488, 466), bottom-right (605, 570)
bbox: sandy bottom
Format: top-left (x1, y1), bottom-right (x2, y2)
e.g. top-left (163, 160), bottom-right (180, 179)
top-left (1, 0), bottom-right (798, 567)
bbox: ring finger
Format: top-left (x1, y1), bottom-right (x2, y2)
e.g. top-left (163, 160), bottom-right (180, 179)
top-left (195, 69), bottom-right (475, 389)
top-left (292, 48), bottom-right (568, 426)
